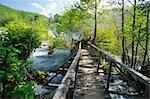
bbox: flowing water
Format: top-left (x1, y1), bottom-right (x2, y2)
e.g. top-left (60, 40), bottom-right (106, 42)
top-left (30, 46), bottom-right (71, 72)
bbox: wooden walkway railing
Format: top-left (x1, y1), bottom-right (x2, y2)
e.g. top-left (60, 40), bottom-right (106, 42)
top-left (49, 41), bottom-right (149, 99)
top-left (52, 42), bottom-right (81, 99)
top-left (87, 42), bottom-right (150, 98)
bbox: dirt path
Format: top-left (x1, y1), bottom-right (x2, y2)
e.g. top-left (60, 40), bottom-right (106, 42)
top-left (74, 49), bottom-right (110, 99)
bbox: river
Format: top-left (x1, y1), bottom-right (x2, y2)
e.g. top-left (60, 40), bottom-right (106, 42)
top-left (30, 46), bottom-right (71, 72)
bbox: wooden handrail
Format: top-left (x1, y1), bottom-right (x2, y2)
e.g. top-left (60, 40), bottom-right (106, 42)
top-left (87, 42), bottom-right (150, 86)
top-left (55, 51), bottom-right (77, 71)
top-left (52, 42), bottom-right (81, 99)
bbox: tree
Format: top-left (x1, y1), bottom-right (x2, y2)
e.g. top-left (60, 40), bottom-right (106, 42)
top-left (121, 0), bottom-right (126, 63)
top-left (142, 2), bottom-right (149, 68)
top-left (131, 0), bottom-right (137, 68)
top-left (54, 3), bottom-right (93, 48)
top-left (93, 0), bottom-right (97, 42)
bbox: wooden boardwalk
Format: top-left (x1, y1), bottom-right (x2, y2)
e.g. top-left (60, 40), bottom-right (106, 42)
top-left (74, 49), bottom-right (110, 99)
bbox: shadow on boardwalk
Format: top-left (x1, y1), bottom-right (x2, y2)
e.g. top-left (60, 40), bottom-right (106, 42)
top-left (74, 49), bottom-right (110, 99)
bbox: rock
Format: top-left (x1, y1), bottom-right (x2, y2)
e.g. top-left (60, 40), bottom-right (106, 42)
top-left (45, 72), bottom-right (57, 81)
top-left (118, 85), bottom-right (125, 92)
top-left (114, 80), bottom-right (123, 85)
top-left (45, 72), bottom-right (63, 84)
top-left (50, 74), bottom-right (63, 84)
top-left (34, 84), bottom-right (51, 95)
top-left (48, 49), bottom-right (54, 56)
top-left (128, 87), bottom-right (136, 92)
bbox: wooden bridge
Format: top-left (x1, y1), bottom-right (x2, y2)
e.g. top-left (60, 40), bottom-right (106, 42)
top-left (44, 42), bottom-right (150, 99)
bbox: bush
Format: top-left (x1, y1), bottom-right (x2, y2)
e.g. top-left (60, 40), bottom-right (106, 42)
top-left (5, 21), bottom-right (40, 60)
top-left (0, 21), bottom-right (40, 98)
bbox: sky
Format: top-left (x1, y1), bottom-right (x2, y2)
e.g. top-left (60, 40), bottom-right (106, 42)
top-left (0, 0), bottom-right (149, 17)
top-left (0, 0), bottom-right (80, 17)
top-left (0, 0), bottom-right (111, 17)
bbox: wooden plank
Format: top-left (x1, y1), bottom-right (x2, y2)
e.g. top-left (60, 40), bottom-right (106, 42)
top-left (88, 42), bottom-right (150, 86)
top-left (48, 83), bottom-right (60, 87)
top-left (52, 42), bottom-right (81, 99)
top-left (108, 90), bottom-right (139, 96)
top-left (47, 83), bottom-right (74, 88)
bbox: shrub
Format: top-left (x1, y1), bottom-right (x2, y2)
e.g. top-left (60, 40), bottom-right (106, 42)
top-left (0, 21), bottom-right (40, 98)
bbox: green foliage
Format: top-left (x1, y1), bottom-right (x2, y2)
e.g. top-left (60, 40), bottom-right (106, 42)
top-left (0, 4), bottom-right (50, 45)
top-left (55, 7), bottom-right (93, 36)
top-left (0, 22), bottom-right (40, 98)
top-left (53, 3), bottom-right (93, 49)
top-left (94, 9), bottom-right (122, 55)
top-left (0, 3), bottom-right (50, 98)
top-left (12, 83), bottom-right (34, 99)
top-left (0, 45), bottom-right (34, 98)
top-left (0, 4), bottom-right (17, 26)
top-left (4, 21), bottom-right (40, 60)
top-left (53, 35), bottom-right (70, 49)
top-left (96, 25), bottom-right (121, 55)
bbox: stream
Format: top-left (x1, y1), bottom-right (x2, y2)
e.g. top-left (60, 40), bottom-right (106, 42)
top-left (30, 46), bottom-right (71, 72)
top-left (29, 45), bottom-right (71, 96)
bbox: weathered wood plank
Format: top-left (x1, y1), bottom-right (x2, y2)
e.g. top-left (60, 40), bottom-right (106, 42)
top-left (48, 83), bottom-right (60, 87)
top-left (52, 42), bottom-right (81, 99)
top-left (74, 49), bottom-right (110, 99)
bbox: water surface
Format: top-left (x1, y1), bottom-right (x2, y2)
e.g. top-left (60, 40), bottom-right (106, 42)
top-left (30, 47), bottom-right (71, 72)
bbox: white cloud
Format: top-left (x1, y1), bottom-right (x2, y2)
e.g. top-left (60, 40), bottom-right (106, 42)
top-left (46, 3), bottom-right (57, 14)
top-left (31, 3), bottom-right (46, 11)
top-left (31, 2), bottom-right (56, 17)
top-left (30, 0), bottom-right (80, 17)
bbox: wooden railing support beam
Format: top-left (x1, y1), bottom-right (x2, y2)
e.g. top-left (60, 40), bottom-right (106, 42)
top-left (106, 61), bottom-right (112, 90)
top-left (97, 52), bottom-right (101, 73)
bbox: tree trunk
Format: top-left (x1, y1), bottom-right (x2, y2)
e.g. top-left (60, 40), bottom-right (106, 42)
top-left (121, 0), bottom-right (126, 64)
top-left (142, 4), bottom-right (149, 66)
top-left (134, 23), bottom-right (142, 69)
top-left (131, 0), bottom-right (136, 68)
top-left (126, 46), bottom-right (130, 64)
top-left (93, 0), bottom-right (97, 43)
top-left (2, 80), bottom-right (6, 98)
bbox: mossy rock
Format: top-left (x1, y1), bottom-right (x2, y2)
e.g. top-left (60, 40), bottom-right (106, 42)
top-left (34, 71), bottom-right (48, 83)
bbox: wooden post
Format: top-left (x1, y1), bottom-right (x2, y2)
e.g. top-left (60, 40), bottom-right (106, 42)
top-left (144, 85), bottom-right (150, 98)
top-left (105, 57), bottom-right (107, 63)
top-left (101, 54), bottom-right (104, 64)
top-left (91, 47), bottom-right (94, 57)
top-left (67, 81), bottom-right (74, 99)
top-left (97, 52), bottom-right (101, 73)
top-left (107, 61), bottom-right (112, 91)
